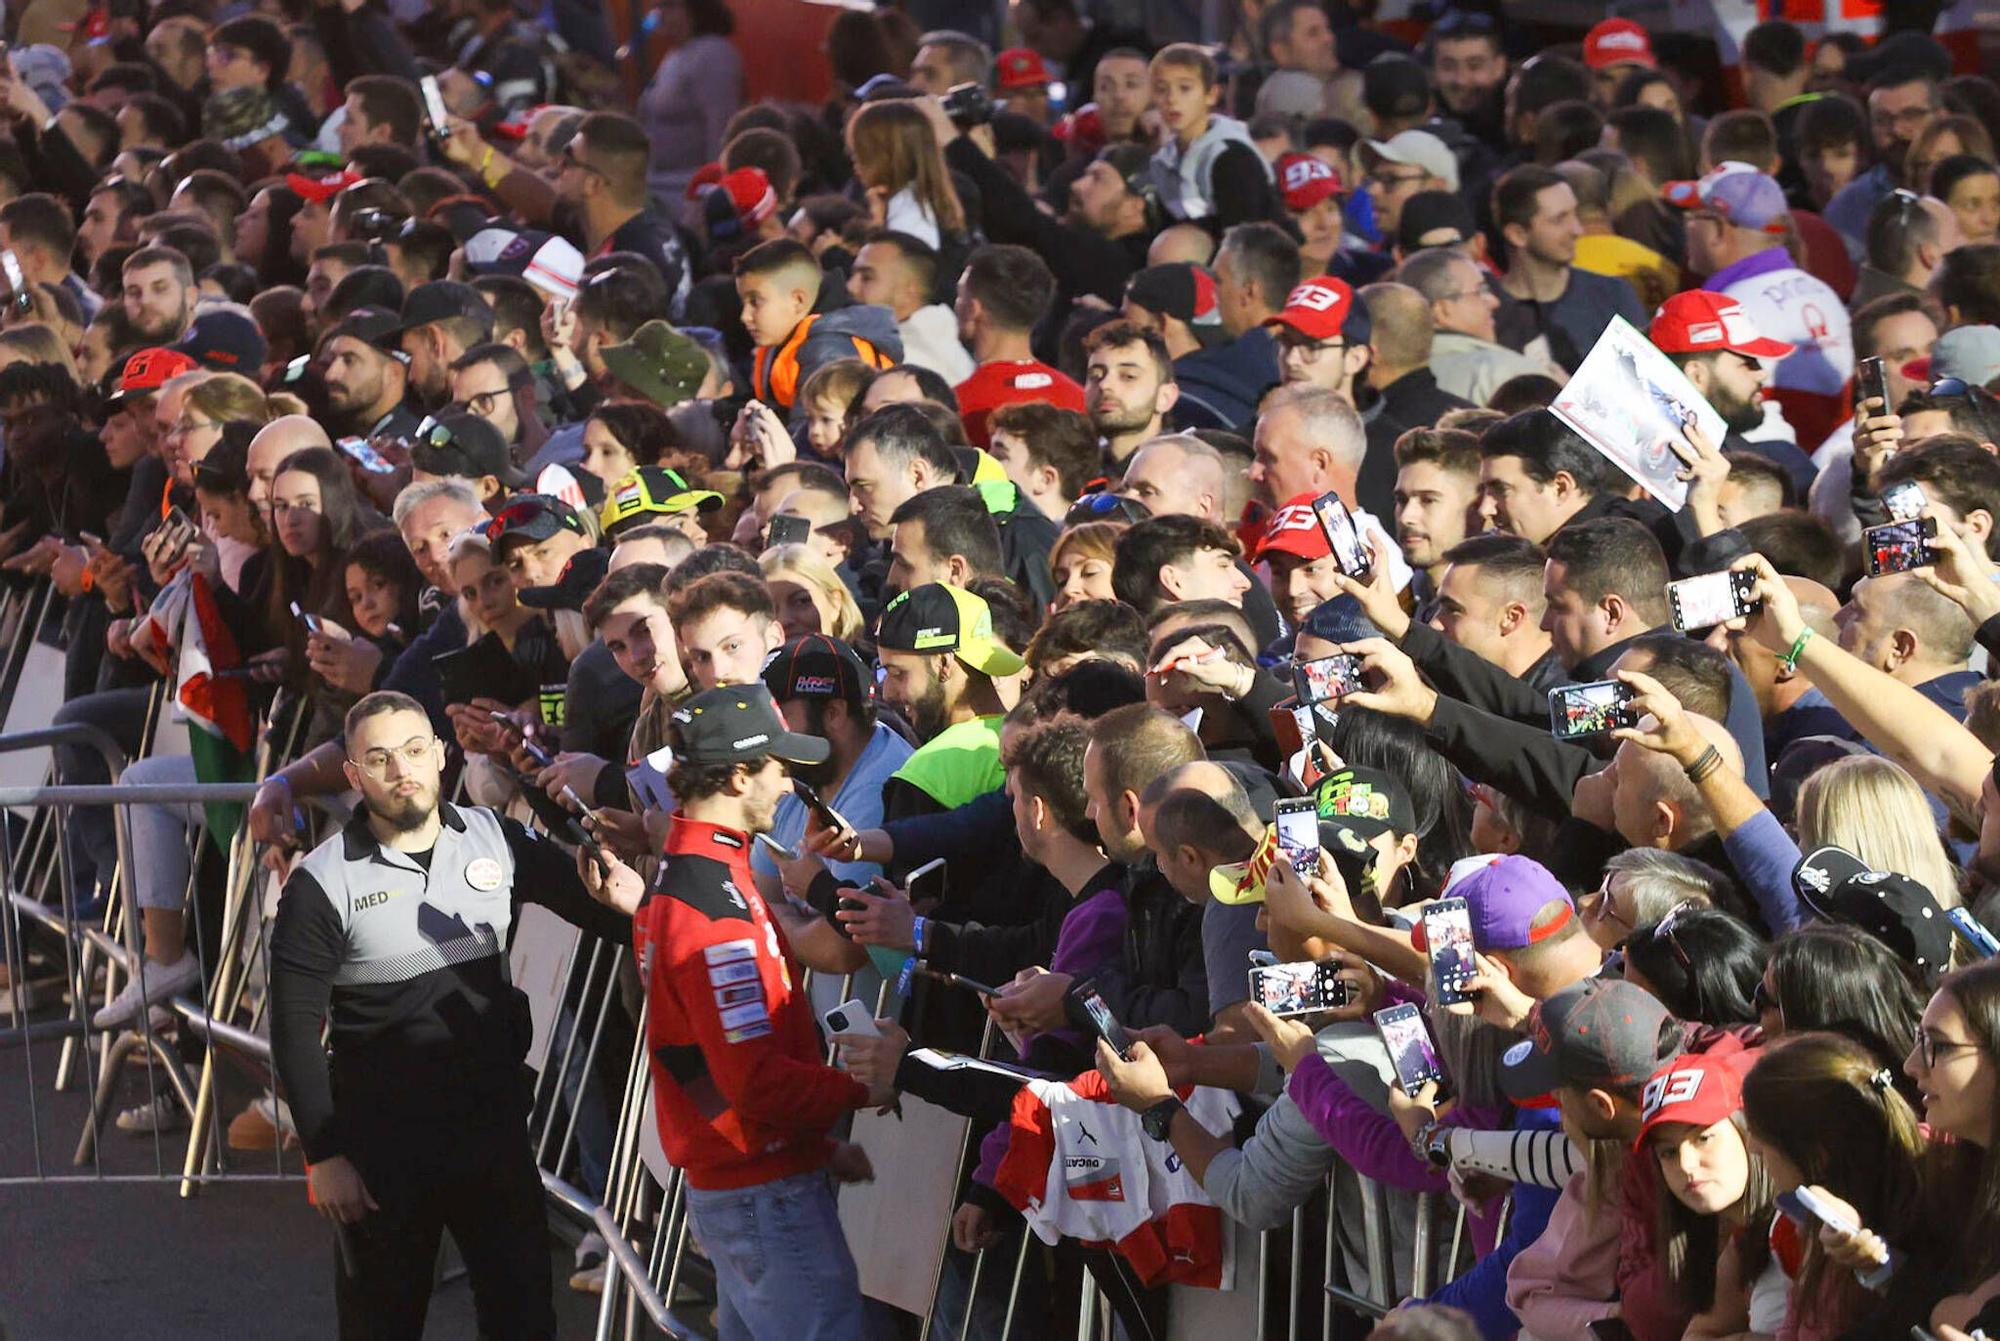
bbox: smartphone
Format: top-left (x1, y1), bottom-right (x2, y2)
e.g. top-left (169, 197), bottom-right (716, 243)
top-left (791, 778), bottom-right (846, 833)
top-left (822, 1000), bottom-right (880, 1038)
top-left (918, 966), bottom-right (1003, 997)
top-left (1293, 653), bottom-right (1364, 705)
top-left (765, 514), bottom-right (811, 548)
top-left (1549, 680), bottom-right (1638, 739)
top-left (1422, 896), bottom-right (1477, 1005)
top-left (419, 74), bottom-right (451, 137)
top-left (1248, 959), bottom-right (1351, 1017)
top-left (754, 832), bottom-right (797, 862)
top-left (1374, 1003), bottom-right (1445, 1091)
top-left (1784, 1186), bottom-right (1863, 1236)
top-left (288, 600), bottom-right (323, 635)
top-left (905, 856), bottom-right (946, 905)
top-left (1863, 516), bottom-right (1939, 577)
top-left (1274, 796), bottom-right (1320, 875)
top-left (77, 530), bottom-right (105, 548)
top-left (1667, 569), bottom-right (1761, 632)
top-left (337, 436), bottom-right (397, 474)
top-left (1310, 490), bottom-right (1370, 579)
top-left (1947, 906), bottom-right (2000, 959)
top-left (0, 249), bottom-right (28, 315)
top-left (1074, 982), bottom-right (1134, 1060)
top-left (1853, 355), bottom-right (1890, 415)
top-left (1882, 479), bottom-right (1926, 523)
top-left (159, 504), bottom-right (196, 548)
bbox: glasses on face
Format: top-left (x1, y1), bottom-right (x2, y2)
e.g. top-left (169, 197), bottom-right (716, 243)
top-left (171, 416), bottom-right (218, 438)
top-left (1581, 875), bottom-right (1632, 928)
top-left (1282, 336), bottom-right (1345, 362)
top-left (560, 145), bottom-right (607, 180)
top-left (1916, 1028), bottom-right (1981, 1071)
top-left (350, 734), bottom-right (435, 778)
top-left (462, 390), bottom-right (502, 418)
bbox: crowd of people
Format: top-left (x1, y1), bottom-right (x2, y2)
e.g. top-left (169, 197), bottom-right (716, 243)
top-left (3, 0), bottom-right (2000, 1338)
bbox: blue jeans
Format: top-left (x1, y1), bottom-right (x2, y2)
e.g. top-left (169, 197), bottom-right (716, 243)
top-left (684, 1169), bottom-right (868, 1341)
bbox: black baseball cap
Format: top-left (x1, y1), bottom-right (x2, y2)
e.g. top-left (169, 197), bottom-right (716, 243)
top-left (519, 543), bottom-right (610, 612)
top-left (176, 308), bottom-right (268, 375)
top-left (1791, 845), bottom-right (1953, 981)
top-left (670, 684), bottom-right (831, 766)
top-left (323, 304), bottom-right (409, 359)
top-left (410, 411), bottom-right (527, 488)
top-left (484, 492), bottom-right (590, 550)
top-left (1396, 191), bottom-right (1477, 253)
top-left (388, 280), bottom-right (494, 341)
top-left (1311, 765), bottom-right (1414, 842)
top-left (1499, 978), bottom-right (1685, 1106)
top-left (876, 583), bottom-right (1026, 678)
top-left (762, 633), bottom-right (870, 708)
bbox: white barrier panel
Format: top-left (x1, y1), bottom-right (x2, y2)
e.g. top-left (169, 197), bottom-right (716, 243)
top-left (510, 901), bottom-right (582, 1075)
top-left (0, 640), bottom-right (63, 816)
top-left (839, 1096), bottom-right (967, 1315)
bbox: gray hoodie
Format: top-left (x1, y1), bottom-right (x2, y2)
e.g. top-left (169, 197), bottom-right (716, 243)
top-left (1150, 114), bottom-right (1272, 223)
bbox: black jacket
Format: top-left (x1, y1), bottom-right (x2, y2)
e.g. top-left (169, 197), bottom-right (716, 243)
top-left (1099, 863), bottom-right (1208, 1036)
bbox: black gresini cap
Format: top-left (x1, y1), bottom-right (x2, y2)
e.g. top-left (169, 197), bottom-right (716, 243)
top-left (519, 543), bottom-right (610, 612)
top-left (1792, 845), bottom-right (1953, 982)
top-left (670, 684), bottom-right (830, 766)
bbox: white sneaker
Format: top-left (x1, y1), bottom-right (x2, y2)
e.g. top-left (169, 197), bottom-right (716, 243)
top-left (92, 954), bottom-right (200, 1030)
top-left (569, 1261), bottom-right (606, 1294)
top-left (114, 1093), bottom-right (186, 1134)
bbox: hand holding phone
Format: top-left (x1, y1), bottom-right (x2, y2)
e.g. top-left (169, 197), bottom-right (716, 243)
top-left (1864, 517), bottom-right (1939, 577)
top-left (823, 1000), bottom-right (881, 1038)
top-left (1274, 796), bottom-right (1320, 875)
top-left (1073, 983), bottom-right (1135, 1060)
top-left (1311, 491), bottom-right (1371, 579)
top-left (1549, 680), bottom-right (1638, 739)
top-left (1667, 569), bottom-right (1761, 632)
top-left (1374, 1003), bottom-right (1445, 1091)
top-left (1248, 960), bottom-right (1352, 1017)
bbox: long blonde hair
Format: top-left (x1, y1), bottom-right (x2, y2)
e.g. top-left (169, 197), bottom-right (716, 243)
top-left (0, 322), bottom-right (78, 381)
top-left (759, 543), bottom-right (864, 642)
top-left (846, 100), bottom-right (965, 235)
top-left (1795, 754), bottom-right (1963, 910)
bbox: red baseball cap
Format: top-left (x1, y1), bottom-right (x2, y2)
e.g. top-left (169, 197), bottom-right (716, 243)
top-left (1265, 276), bottom-right (1370, 343)
top-left (683, 161), bottom-right (726, 201)
top-left (285, 168), bottom-right (363, 205)
top-left (1277, 152), bottom-right (1343, 213)
top-left (1584, 19), bottom-right (1656, 71)
top-left (1254, 493), bottom-right (1333, 562)
top-left (714, 167), bottom-right (777, 228)
top-left (1649, 290), bottom-right (1796, 360)
top-left (107, 347), bottom-right (199, 407)
top-left (1633, 1047), bottom-right (1759, 1151)
top-left (996, 47), bottom-right (1053, 90)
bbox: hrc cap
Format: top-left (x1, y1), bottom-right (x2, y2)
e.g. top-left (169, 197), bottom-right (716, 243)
top-left (1499, 977), bottom-right (1684, 1105)
top-left (390, 280), bottom-right (495, 340)
top-left (702, 167), bottom-right (779, 239)
top-left (598, 465), bottom-right (724, 535)
top-left (1276, 152), bottom-right (1343, 213)
top-left (1266, 276), bottom-right (1371, 344)
top-left (599, 319), bottom-right (710, 410)
top-left (995, 47), bottom-right (1053, 90)
top-left (1396, 190), bottom-right (1477, 253)
top-left (410, 411), bottom-right (526, 488)
top-left (876, 583), bottom-right (1026, 679)
top-left (762, 633), bottom-right (871, 709)
top-left (1254, 493), bottom-right (1333, 562)
top-left (1311, 765), bottom-right (1414, 843)
top-left (1633, 1047), bottom-right (1758, 1152)
top-left (1358, 130), bottom-right (1459, 193)
top-left (176, 308), bottom-right (268, 374)
top-left (106, 346), bottom-right (199, 407)
top-left (1584, 18), bottom-right (1656, 70)
top-left (670, 683), bottom-right (830, 766)
top-left (518, 543), bottom-right (610, 612)
top-left (1124, 263), bottom-right (1224, 342)
top-left (1649, 290), bottom-right (1796, 360)
top-left (1663, 162), bottom-right (1790, 234)
top-left (1791, 845), bottom-right (1953, 981)
top-left (483, 492), bottom-right (590, 549)
top-left (1413, 854), bottom-right (1577, 955)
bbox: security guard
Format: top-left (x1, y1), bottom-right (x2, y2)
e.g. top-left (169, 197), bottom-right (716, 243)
top-left (270, 690), bottom-right (631, 1340)
top-left (584, 684), bottom-right (888, 1340)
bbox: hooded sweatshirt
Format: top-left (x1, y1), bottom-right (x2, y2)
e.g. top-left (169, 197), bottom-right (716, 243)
top-left (1149, 114), bottom-right (1274, 224)
top-left (898, 303), bottom-right (975, 385)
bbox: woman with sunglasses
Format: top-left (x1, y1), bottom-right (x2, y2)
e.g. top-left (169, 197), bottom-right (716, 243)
top-left (1622, 906), bottom-right (1765, 1028)
top-left (1906, 961), bottom-right (2000, 1335)
top-left (1578, 850), bottom-right (1726, 952)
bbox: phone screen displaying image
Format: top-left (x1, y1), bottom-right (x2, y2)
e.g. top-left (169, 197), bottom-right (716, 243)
top-left (1248, 960), bottom-right (1350, 1017)
top-left (1667, 570), bottom-right (1758, 632)
top-left (765, 514), bottom-right (811, 548)
top-left (1274, 798), bottom-right (1319, 874)
top-left (1375, 1005), bottom-right (1444, 1091)
top-left (1311, 492), bottom-right (1371, 579)
top-left (1078, 985), bottom-right (1133, 1058)
top-left (1864, 518), bottom-right (1937, 576)
top-left (1293, 653), bottom-right (1363, 705)
top-left (1882, 480), bottom-right (1926, 523)
top-left (1549, 680), bottom-right (1638, 739)
top-left (1422, 897), bottom-right (1476, 1005)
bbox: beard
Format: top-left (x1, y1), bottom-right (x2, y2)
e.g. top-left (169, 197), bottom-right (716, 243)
top-left (131, 299), bottom-right (188, 344)
top-left (373, 782), bottom-right (438, 832)
top-left (902, 675), bottom-right (952, 743)
top-left (1091, 397), bottom-right (1154, 435)
top-left (1711, 382), bottom-right (1765, 435)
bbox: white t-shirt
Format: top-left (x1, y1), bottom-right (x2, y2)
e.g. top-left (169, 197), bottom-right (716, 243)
top-left (883, 187), bottom-right (941, 248)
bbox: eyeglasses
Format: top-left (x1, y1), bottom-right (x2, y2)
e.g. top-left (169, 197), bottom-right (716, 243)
top-left (1281, 335), bottom-right (1346, 361)
top-left (1580, 875), bottom-right (1633, 929)
top-left (560, 144), bottom-right (607, 179)
top-left (1651, 899), bottom-right (1698, 974)
top-left (349, 734), bottom-right (435, 777)
top-left (1916, 1028), bottom-right (1982, 1070)
top-left (462, 391), bottom-right (502, 418)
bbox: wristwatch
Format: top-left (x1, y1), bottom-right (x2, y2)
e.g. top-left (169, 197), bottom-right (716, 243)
top-left (1419, 1122), bottom-right (1452, 1169)
top-left (1140, 1096), bottom-right (1184, 1143)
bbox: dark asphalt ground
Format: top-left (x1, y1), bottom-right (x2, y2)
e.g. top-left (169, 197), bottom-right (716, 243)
top-left (0, 1015), bottom-right (612, 1340)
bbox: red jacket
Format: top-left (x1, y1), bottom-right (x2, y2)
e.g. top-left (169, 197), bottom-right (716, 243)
top-left (634, 814), bottom-right (868, 1190)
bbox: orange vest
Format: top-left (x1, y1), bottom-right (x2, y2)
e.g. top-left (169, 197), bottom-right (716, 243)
top-left (752, 315), bottom-right (895, 410)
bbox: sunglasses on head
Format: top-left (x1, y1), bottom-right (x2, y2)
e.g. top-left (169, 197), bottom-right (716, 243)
top-left (484, 496), bottom-right (552, 542)
top-left (1064, 492), bottom-right (1150, 526)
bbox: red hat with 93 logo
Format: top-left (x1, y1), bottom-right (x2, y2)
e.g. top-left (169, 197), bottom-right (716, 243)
top-left (1265, 276), bottom-right (1372, 343)
top-left (1633, 1044), bottom-right (1760, 1151)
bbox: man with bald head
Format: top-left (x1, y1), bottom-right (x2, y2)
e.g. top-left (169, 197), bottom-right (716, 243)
top-left (1149, 223), bottom-right (1216, 268)
top-left (247, 478), bottom-right (493, 860)
top-left (1604, 709), bottom-right (1743, 853)
top-left (1119, 435), bottom-right (1226, 522)
top-left (246, 414), bottom-right (333, 524)
top-left (1139, 760), bottom-right (1270, 1038)
top-left (1835, 570), bottom-right (1981, 721)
